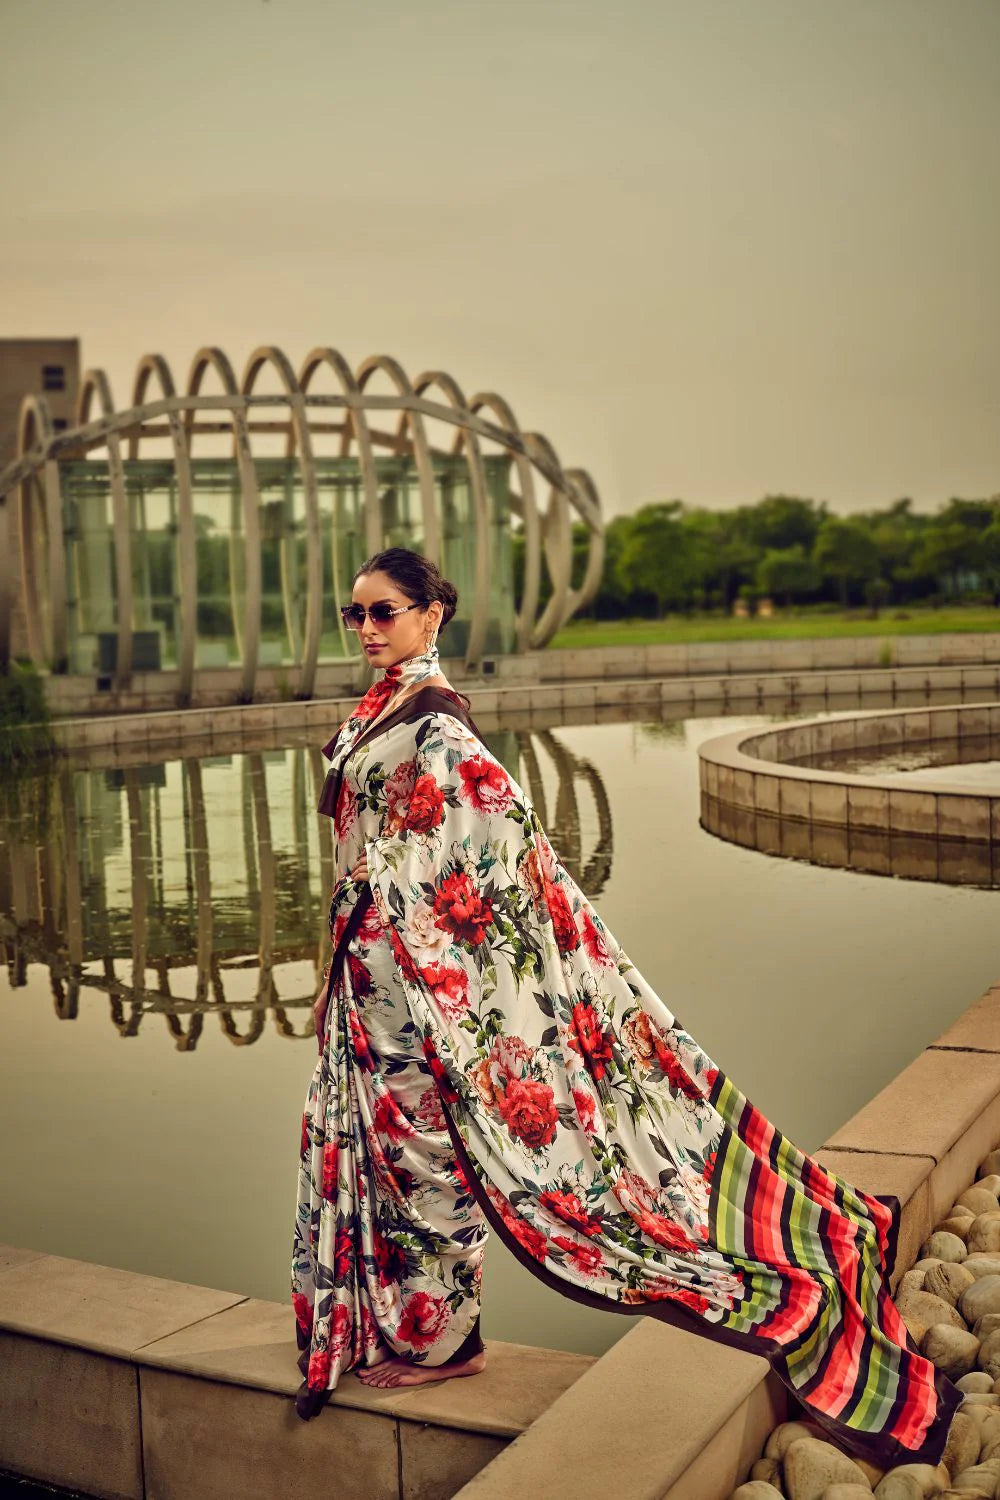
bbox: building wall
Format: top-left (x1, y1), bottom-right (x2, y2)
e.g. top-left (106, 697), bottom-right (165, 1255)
top-left (0, 337), bottom-right (81, 658)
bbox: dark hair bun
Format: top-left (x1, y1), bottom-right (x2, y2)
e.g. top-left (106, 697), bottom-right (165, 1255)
top-left (437, 578), bottom-right (458, 627)
top-left (353, 547), bottom-right (459, 632)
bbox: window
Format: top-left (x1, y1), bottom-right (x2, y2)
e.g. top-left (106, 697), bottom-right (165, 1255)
top-left (42, 365), bottom-right (65, 391)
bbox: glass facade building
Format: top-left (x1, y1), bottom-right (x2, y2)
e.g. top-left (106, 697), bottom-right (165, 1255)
top-left (0, 343), bottom-right (604, 701)
top-left (60, 453), bottom-right (517, 674)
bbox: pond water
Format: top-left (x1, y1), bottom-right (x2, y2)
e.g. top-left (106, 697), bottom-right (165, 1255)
top-left (2, 702), bottom-right (999, 1359)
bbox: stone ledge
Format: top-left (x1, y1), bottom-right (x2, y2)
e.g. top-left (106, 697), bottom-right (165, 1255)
top-left (35, 654), bottom-right (1000, 729)
top-left (0, 1332), bottom-right (143, 1499)
top-left (823, 1046), bottom-right (1000, 1162)
top-left (140, 1366), bottom-right (401, 1500)
top-left (451, 1318), bottom-right (784, 1500)
top-left (0, 1252), bottom-right (246, 1360)
top-left (0, 1250), bottom-right (593, 1447)
top-left (929, 983), bottom-right (1000, 1052)
top-left (136, 1295), bottom-right (594, 1438)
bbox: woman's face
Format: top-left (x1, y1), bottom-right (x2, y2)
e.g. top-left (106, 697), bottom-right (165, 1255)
top-left (350, 570), bottom-right (443, 669)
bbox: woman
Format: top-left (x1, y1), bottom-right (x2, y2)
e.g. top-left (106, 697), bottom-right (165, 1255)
top-left (291, 547), bottom-right (961, 1467)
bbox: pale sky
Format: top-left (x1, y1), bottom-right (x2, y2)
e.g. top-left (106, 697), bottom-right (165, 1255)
top-left (2, 0), bottom-right (998, 517)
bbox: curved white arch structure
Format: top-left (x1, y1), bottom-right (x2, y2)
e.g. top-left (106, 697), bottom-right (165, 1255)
top-left (130, 354), bottom-right (198, 702)
top-left (0, 343), bottom-right (604, 695)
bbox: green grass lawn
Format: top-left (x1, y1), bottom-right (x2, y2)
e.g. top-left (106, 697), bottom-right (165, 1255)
top-left (548, 606), bottom-right (1000, 650)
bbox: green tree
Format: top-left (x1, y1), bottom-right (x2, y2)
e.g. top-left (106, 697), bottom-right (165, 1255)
top-left (740, 495), bottom-right (827, 554)
top-left (976, 519), bottom-right (1000, 606)
top-left (682, 509), bottom-right (759, 611)
top-left (913, 499), bottom-right (996, 598)
top-left (812, 518), bottom-right (881, 606)
top-left (914, 525), bottom-right (977, 599)
top-left (615, 502), bottom-right (706, 616)
top-left (754, 545), bottom-right (819, 606)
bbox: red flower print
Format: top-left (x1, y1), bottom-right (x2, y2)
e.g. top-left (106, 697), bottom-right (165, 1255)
top-left (331, 912), bottom-right (348, 948)
top-left (292, 1292), bottom-right (313, 1334)
top-left (374, 1232), bottom-right (408, 1288)
top-left (568, 1002), bottom-right (615, 1082)
top-left (348, 954), bottom-right (373, 999)
top-left (383, 758), bottom-right (417, 818)
top-left (301, 1112), bottom-right (310, 1158)
top-left (642, 1279), bottom-right (710, 1316)
top-left (334, 782), bottom-right (358, 840)
top-left (415, 1086), bottom-right (446, 1131)
top-left (448, 1155), bottom-right (474, 1193)
top-left (373, 1091), bottom-right (415, 1143)
top-left (398, 1291), bottom-right (451, 1350)
top-left (352, 679), bottom-right (396, 723)
top-left (333, 1227), bottom-right (354, 1286)
top-left (357, 901), bottom-right (384, 945)
top-left (420, 962), bottom-right (470, 1020)
top-left (307, 1346), bottom-right (332, 1389)
top-left (329, 1301), bottom-right (354, 1357)
top-left (653, 1037), bottom-right (702, 1101)
top-left (581, 910), bottom-right (614, 969)
top-left (540, 1189), bottom-right (603, 1238)
top-left (348, 1010), bottom-right (374, 1070)
top-left (702, 1149), bottom-right (718, 1184)
top-left (361, 1305), bottom-right (382, 1354)
top-left (421, 1037), bottom-right (459, 1105)
top-left (510, 1217), bottom-right (549, 1261)
top-left (458, 755), bottom-right (514, 814)
top-left (634, 1210), bottom-right (701, 1254)
top-left (390, 929), bottom-right (422, 983)
top-left (552, 1236), bottom-right (604, 1278)
top-left (488, 1034), bottom-right (534, 1083)
top-left (704, 1067), bottom-right (719, 1089)
top-left (321, 1141), bottom-right (339, 1200)
top-left (367, 1130), bottom-right (413, 1202)
top-left (385, 758), bottom-right (417, 794)
top-left (571, 1086), bottom-right (597, 1133)
top-left (544, 878), bottom-right (580, 954)
top-left (486, 1186), bottom-right (549, 1262)
top-left (405, 773), bottom-right (446, 833)
top-left (432, 871), bottom-right (494, 946)
top-left (497, 1077), bottom-right (559, 1150)
top-left (615, 1170), bottom-right (700, 1254)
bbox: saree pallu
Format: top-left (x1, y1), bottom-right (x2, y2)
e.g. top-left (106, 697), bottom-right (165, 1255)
top-left (292, 685), bottom-right (961, 1466)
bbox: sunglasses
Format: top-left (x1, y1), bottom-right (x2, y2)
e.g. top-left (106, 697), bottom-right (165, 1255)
top-left (340, 601), bottom-right (427, 630)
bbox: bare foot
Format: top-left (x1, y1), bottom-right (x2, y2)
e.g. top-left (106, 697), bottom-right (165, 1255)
top-left (356, 1351), bottom-right (486, 1389)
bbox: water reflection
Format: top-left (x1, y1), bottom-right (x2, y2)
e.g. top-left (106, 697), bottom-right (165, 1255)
top-left (0, 730), bottom-right (612, 1050)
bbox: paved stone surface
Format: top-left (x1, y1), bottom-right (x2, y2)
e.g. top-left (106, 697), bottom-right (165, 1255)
top-left (0, 1252), bottom-right (245, 1359)
top-left (139, 1297), bottom-right (595, 1437)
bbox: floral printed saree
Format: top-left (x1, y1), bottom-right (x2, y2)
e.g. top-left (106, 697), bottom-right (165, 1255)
top-left (291, 654), bottom-right (961, 1467)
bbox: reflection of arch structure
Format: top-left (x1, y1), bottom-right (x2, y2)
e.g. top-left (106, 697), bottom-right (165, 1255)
top-left (0, 345), bottom-right (604, 701)
top-left (0, 727), bottom-right (613, 1049)
top-left (516, 730), bottom-right (614, 894)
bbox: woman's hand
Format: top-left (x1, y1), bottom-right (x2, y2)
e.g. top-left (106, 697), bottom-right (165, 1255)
top-left (313, 979), bottom-right (329, 1053)
top-left (350, 852), bottom-right (369, 883)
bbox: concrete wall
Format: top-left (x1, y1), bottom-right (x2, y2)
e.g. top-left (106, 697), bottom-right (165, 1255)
top-left (699, 702), bottom-right (1000, 883)
top-left (534, 632), bottom-right (1000, 683)
top-left (24, 630), bottom-right (1000, 719)
top-left (0, 1257), bottom-right (592, 1500)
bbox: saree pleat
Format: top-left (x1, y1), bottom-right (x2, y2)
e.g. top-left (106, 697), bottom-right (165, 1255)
top-left (292, 683), bottom-right (961, 1466)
